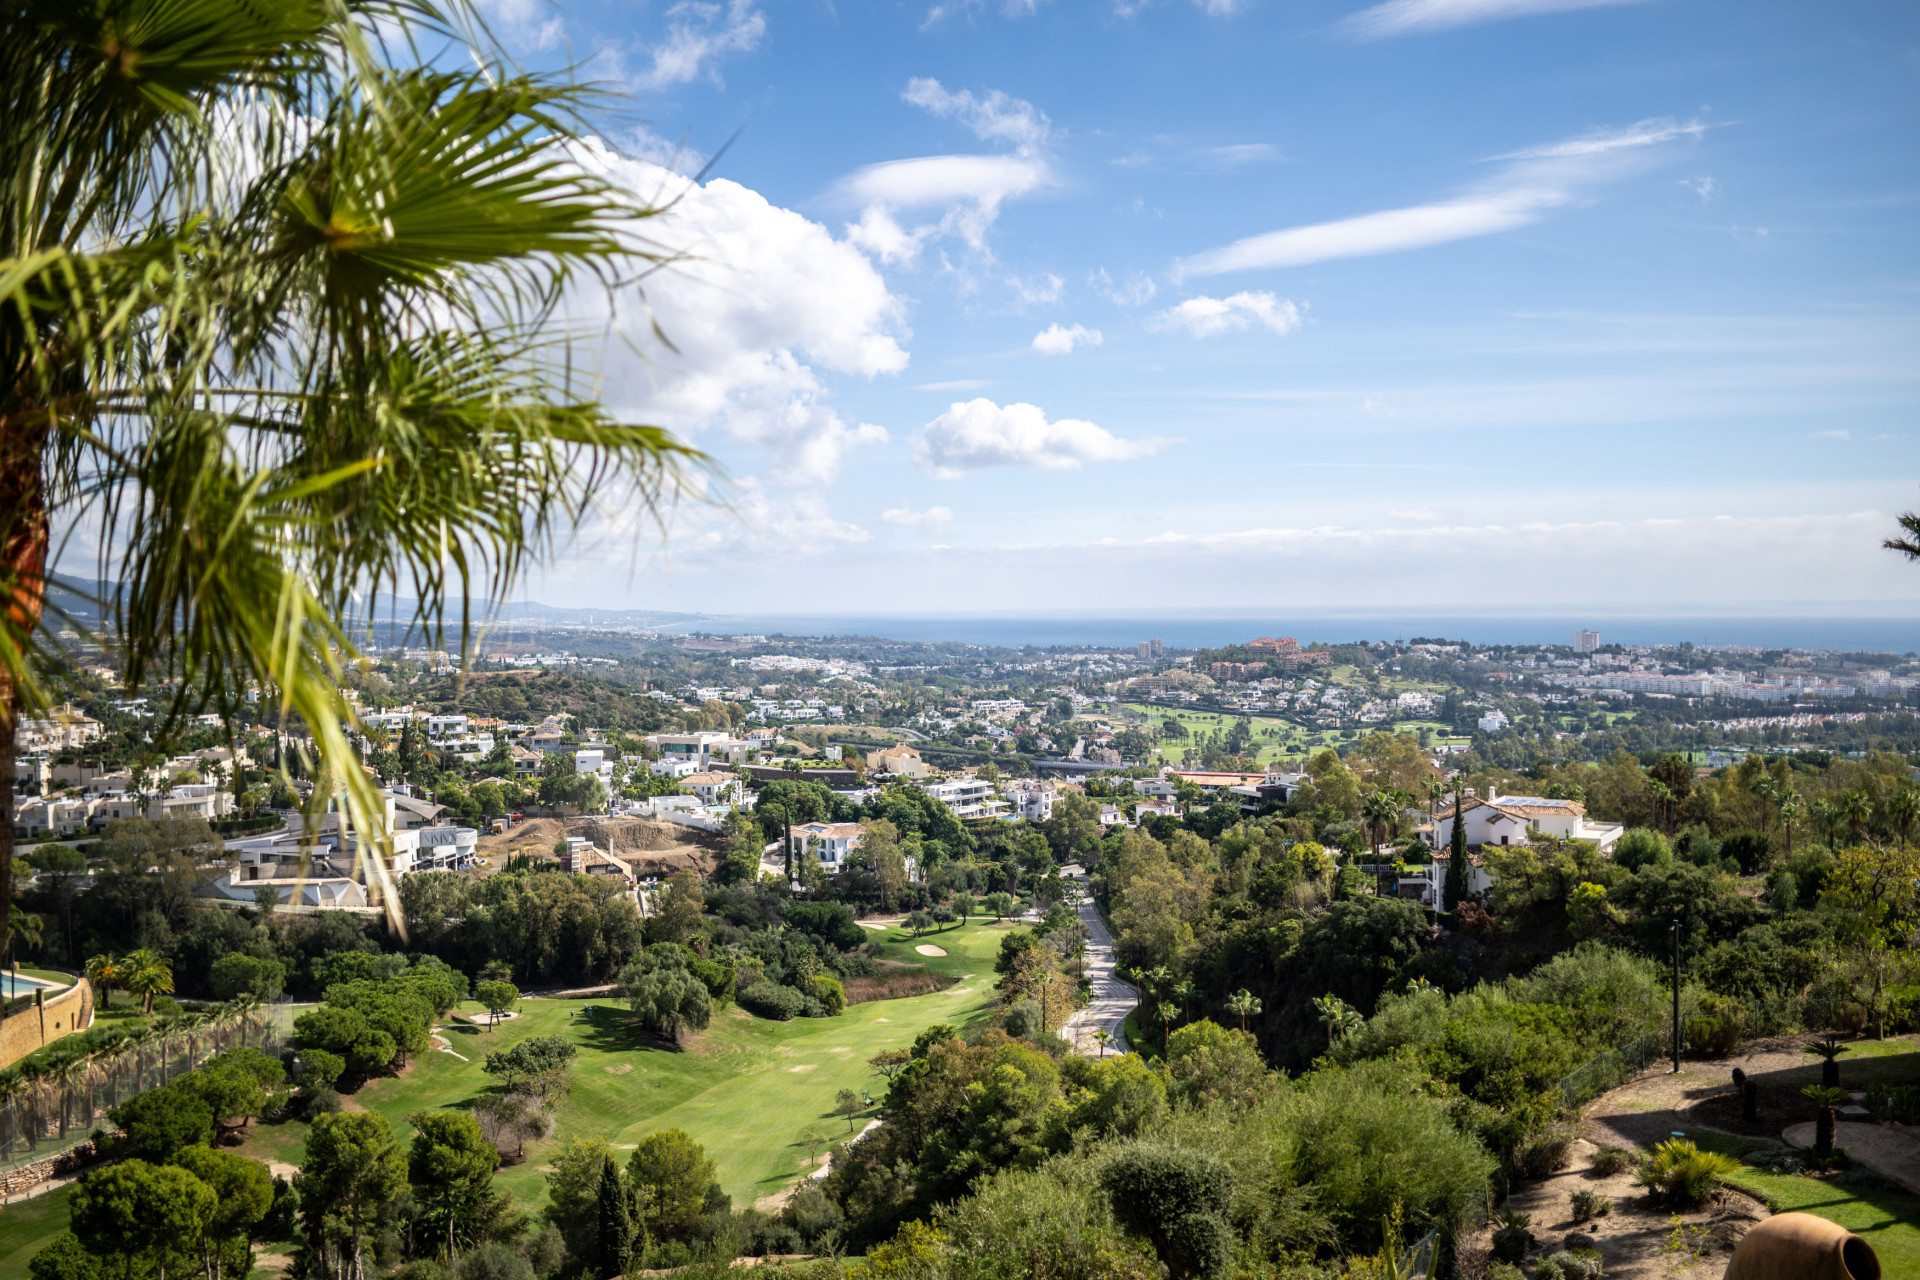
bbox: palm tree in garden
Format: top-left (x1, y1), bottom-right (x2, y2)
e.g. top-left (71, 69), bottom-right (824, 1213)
top-left (0, 1069), bottom-right (25, 1161)
top-left (84, 953), bottom-right (120, 1011)
top-left (1361, 791), bottom-right (1398, 855)
top-left (1172, 980), bottom-right (1195, 1023)
top-left (1093, 1028), bottom-right (1111, 1058)
top-left (1226, 988), bottom-right (1261, 1033)
top-left (124, 949), bottom-right (173, 1015)
top-left (0, 0), bottom-right (701, 948)
top-left (96, 1029), bottom-right (129, 1107)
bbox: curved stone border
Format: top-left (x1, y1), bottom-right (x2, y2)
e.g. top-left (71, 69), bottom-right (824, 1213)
top-left (0, 975), bottom-right (94, 1072)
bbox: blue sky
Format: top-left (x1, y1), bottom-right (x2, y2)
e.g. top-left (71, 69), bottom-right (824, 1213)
top-left (500, 0), bottom-right (1920, 614)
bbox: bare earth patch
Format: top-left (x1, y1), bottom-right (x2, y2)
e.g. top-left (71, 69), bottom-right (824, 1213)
top-left (603, 1063), bottom-right (633, 1075)
top-left (787, 1064), bottom-right (816, 1073)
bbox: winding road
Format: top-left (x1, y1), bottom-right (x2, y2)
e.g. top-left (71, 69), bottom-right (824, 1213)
top-left (1059, 863), bottom-right (1135, 1055)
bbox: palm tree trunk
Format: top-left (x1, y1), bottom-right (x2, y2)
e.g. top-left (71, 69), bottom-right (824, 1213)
top-left (0, 420), bottom-right (50, 971)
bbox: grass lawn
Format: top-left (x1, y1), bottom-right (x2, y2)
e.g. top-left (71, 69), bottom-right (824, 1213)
top-left (1684, 1129), bottom-right (1920, 1276)
top-left (0, 1186), bottom-right (73, 1274)
top-left (1116, 703), bottom-right (1310, 767)
top-left (232, 921), bottom-right (1004, 1216)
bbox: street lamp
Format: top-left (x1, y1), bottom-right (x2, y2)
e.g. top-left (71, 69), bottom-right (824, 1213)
top-left (1670, 915), bottom-right (1683, 1074)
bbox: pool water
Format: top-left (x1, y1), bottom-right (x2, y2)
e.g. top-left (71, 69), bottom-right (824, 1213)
top-left (0, 973), bottom-right (57, 998)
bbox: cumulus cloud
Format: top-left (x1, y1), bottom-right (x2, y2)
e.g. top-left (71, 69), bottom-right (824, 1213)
top-left (880, 503), bottom-right (956, 530)
top-left (1010, 273), bottom-right (1065, 305)
top-left (1150, 292), bottom-right (1302, 338)
top-left (836, 81), bottom-right (1054, 267)
top-left (472, 0), bottom-right (566, 51)
top-left (1338, 0), bottom-right (1656, 41)
top-left (628, 0), bottom-right (765, 91)
top-left (915, 399), bottom-right (1162, 476)
top-left (1032, 323), bottom-right (1103, 354)
top-left (1177, 117), bottom-right (1704, 277)
top-left (565, 139), bottom-right (907, 487)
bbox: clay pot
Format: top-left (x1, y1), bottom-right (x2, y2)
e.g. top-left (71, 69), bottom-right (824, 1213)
top-left (1724, 1212), bottom-right (1880, 1280)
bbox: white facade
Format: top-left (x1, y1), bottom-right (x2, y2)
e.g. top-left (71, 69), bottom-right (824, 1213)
top-left (1431, 788), bottom-right (1623, 853)
top-left (1573, 630), bottom-right (1600, 654)
top-left (1477, 710), bottom-right (1509, 733)
top-left (789, 821), bottom-right (864, 866)
top-left (1003, 782), bottom-right (1054, 821)
top-left (918, 778), bottom-right (1007, 819)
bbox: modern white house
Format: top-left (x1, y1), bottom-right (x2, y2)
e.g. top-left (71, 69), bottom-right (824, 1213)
top-left (681, 771), bottom-right (745, 807)
top-left (1002, 781), bottom-right (1054, 821)
top-left (1477, 710), bottom-right (1510, 733)
top-left (787, 821), bottom-right (864, 867)
top-left (1431, 788), bottom-right (1624, 853)
top-left (646, 732), bottom-right (753, 768)
top-left (918, 777), bottom-right (1007, 819)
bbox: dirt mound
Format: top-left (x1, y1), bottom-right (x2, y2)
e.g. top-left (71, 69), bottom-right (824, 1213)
top-left (476, 816), bottom-right (717, 876)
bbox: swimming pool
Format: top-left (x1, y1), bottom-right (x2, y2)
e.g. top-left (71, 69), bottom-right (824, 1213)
top-left (0, 972), bottom-right (59, 998)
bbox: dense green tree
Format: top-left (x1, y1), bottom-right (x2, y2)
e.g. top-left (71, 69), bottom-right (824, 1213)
top-left (620, 946), bottom-right (712, 1045)
top-left (475, 980), bottom-right (520, 1030)
top-left (169, 1145), bottom-right (274, 1280)
top-left (297, 1112), bottom-right (408, 1280)
top-left (410, 1110), bottom-right (502, 1260)
top-left (71, 1160), bottom-right (214, 1280)
top-left (110, 1086), bottom-right (214, 1163)
top-left (627, 1128), bottom-right (722, 1246)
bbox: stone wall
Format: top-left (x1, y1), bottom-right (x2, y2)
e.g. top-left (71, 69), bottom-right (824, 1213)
top-left (0, 976), bottom-right (94, 1071)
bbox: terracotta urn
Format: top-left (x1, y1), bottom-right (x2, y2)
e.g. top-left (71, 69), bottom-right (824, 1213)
top-left (1724, 1213), bottom-right (1880, 1280)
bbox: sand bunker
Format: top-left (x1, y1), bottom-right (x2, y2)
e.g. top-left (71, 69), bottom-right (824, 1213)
top-left (915, 944), bottom-right (948, 956)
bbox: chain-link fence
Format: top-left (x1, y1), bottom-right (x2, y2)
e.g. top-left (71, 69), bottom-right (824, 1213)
top-left (0, 1001), bottom-right (294, 1182)
top-left (1558, 1030), bottom-right (1665, 1110)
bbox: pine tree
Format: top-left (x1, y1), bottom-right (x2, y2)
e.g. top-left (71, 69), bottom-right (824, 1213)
top-left (595, 1155), bottom-right (634, 1278)
top-left (1443, 785), bottom-right (1471, 912)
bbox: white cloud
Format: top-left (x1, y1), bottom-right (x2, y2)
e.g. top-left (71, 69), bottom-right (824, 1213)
top-left (1339, 0), bottom-right (1656, 41)
top-left (1192, 0), bottom-right (1247, 14)
top-left (1682, 175), bottom-right (1716, 201)
top-left (880, 503), bottom-right (956, 530)
top-left (1010, 273), bottom-right (1065, 305)
top-left (472, 0), bottom-right (566, 51)
top-left (902, 79), bottom-right (1052, 154)
top-left (1032, 323), bottom-right (1104, 354)
top-left (1091, 268), bottom-right (1159, 307)
top-left (1178, 117), bottom-right (1703, 277)
top-left (836, 82), bottom-right (1054, 267)
top-left (837, 155), bottom-right (1052, 263)
top-left (565, 139), bottom-right (907, 487)
top-left (915, 399), bottom-right (1163, 476)
top-left (916, 378), bottom-right (993, 391)
top-left (629, 0), bottom-right (765, 92)
top-left (1151, 292), bottom-right (1303, 338)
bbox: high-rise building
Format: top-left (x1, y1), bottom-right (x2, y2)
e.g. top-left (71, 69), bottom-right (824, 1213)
top-left (1137, 638), bottom-right (1163, 660)
top-left (1573, 630), bottom-right (1600, 654)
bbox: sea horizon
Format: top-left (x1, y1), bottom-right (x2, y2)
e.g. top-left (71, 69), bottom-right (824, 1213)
top-left (649, 610), bottom-right (1920, 655)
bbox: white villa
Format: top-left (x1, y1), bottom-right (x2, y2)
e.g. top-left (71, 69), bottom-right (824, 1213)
top-left (1431, 788), bottom-right (1624, 853)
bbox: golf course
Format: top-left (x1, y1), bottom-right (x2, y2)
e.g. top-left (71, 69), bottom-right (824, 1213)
top-left (0, 917), bottom-right (1015, 1278)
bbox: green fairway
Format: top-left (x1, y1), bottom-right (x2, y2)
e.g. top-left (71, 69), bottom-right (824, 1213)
top-left (0, 919), bottom-right (1007, 1278)
top-left (0, 1187), bottom-right (73, 1277)
top-left (1116, 703), bottom-right (1310, 766)
top-left (236, 921), bottom-right (1004, 1212)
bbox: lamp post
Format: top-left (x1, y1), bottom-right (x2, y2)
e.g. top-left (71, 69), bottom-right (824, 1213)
top-left (1670, 915), bottom-right (1682, 1074)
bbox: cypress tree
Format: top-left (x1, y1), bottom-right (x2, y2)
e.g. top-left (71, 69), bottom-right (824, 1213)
top-left (595, 1155), bottom-right (633, 1278)
top-left (1443, 785), bottom-right (1471, 912)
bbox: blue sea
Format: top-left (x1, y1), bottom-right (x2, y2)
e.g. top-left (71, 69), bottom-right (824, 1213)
top-left (664, 611), bottom-right (1920, 655)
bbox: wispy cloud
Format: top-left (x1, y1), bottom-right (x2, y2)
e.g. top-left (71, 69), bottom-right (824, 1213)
top-left (1114, 140), bottom-right (1281, 172)
top-left (915, 378), bottom-right (993, 391)
top-left (903, 78), bottom-right (1051, 154)
top-left (1151, 292), bottom-right (1303, 338)
top-left (838, 81), bottom-right (1055, 265)
top-left (916, 399), bottom-right (1163, 475)
top-left (1338, 0), bottom-right (1657, 42)
top-left (1091, 268), bottom-right (1158, 307)
top-left (630, 0), bottom-right (765, 92)
top-left (1032, 323), bottom-right (1103, 354)
top-left (881, 503), bottom-right (956, 530)
top-left (1177, 117), bottom-right (1703, 278)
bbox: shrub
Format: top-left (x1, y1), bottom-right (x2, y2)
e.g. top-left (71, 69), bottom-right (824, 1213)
top-left (738, 980), bottom-right (807, 1021)
top-left (1538, 1250), bottom-right (1602, 1280)
top-left (1588, 1146), bottom-right (1632, 1177)
top-left (1635, 1138), bottom-right (1740, 1207)
top-left (1612, 828), bottom-right (1670, 872)
top-left (1484, 1265), bottom-right (1524, 1280)
top-left (302, 1086), bottom-right (343, 1116)
top-left (812, 974), bottom-right (847, 1017)
top-left (1490, 1210), bottom-right (1533, 1263)
top-left (1564, 1232), bottom-right (1597, 1252)
top-left (1004, 999), bottom-right (1043, 1040)
top-left (1100, 1144), bottom-right (1234, 1280)
top-left (1569, 1190), bottom-right (1611, 1222)
top-left (1685, 995), bottom-right (1748, 1058)
top-left (1517, 1126), bottom-right (1575, 1180)
top-left (1742, 1148), bottom-right (1803, 1175)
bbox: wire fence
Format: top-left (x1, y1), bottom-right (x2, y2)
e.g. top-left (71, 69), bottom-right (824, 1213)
top-left (0, 1000), bottom-right (294, 1182)
top-left (1558, 1030), bottom-right (1666, 1111)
